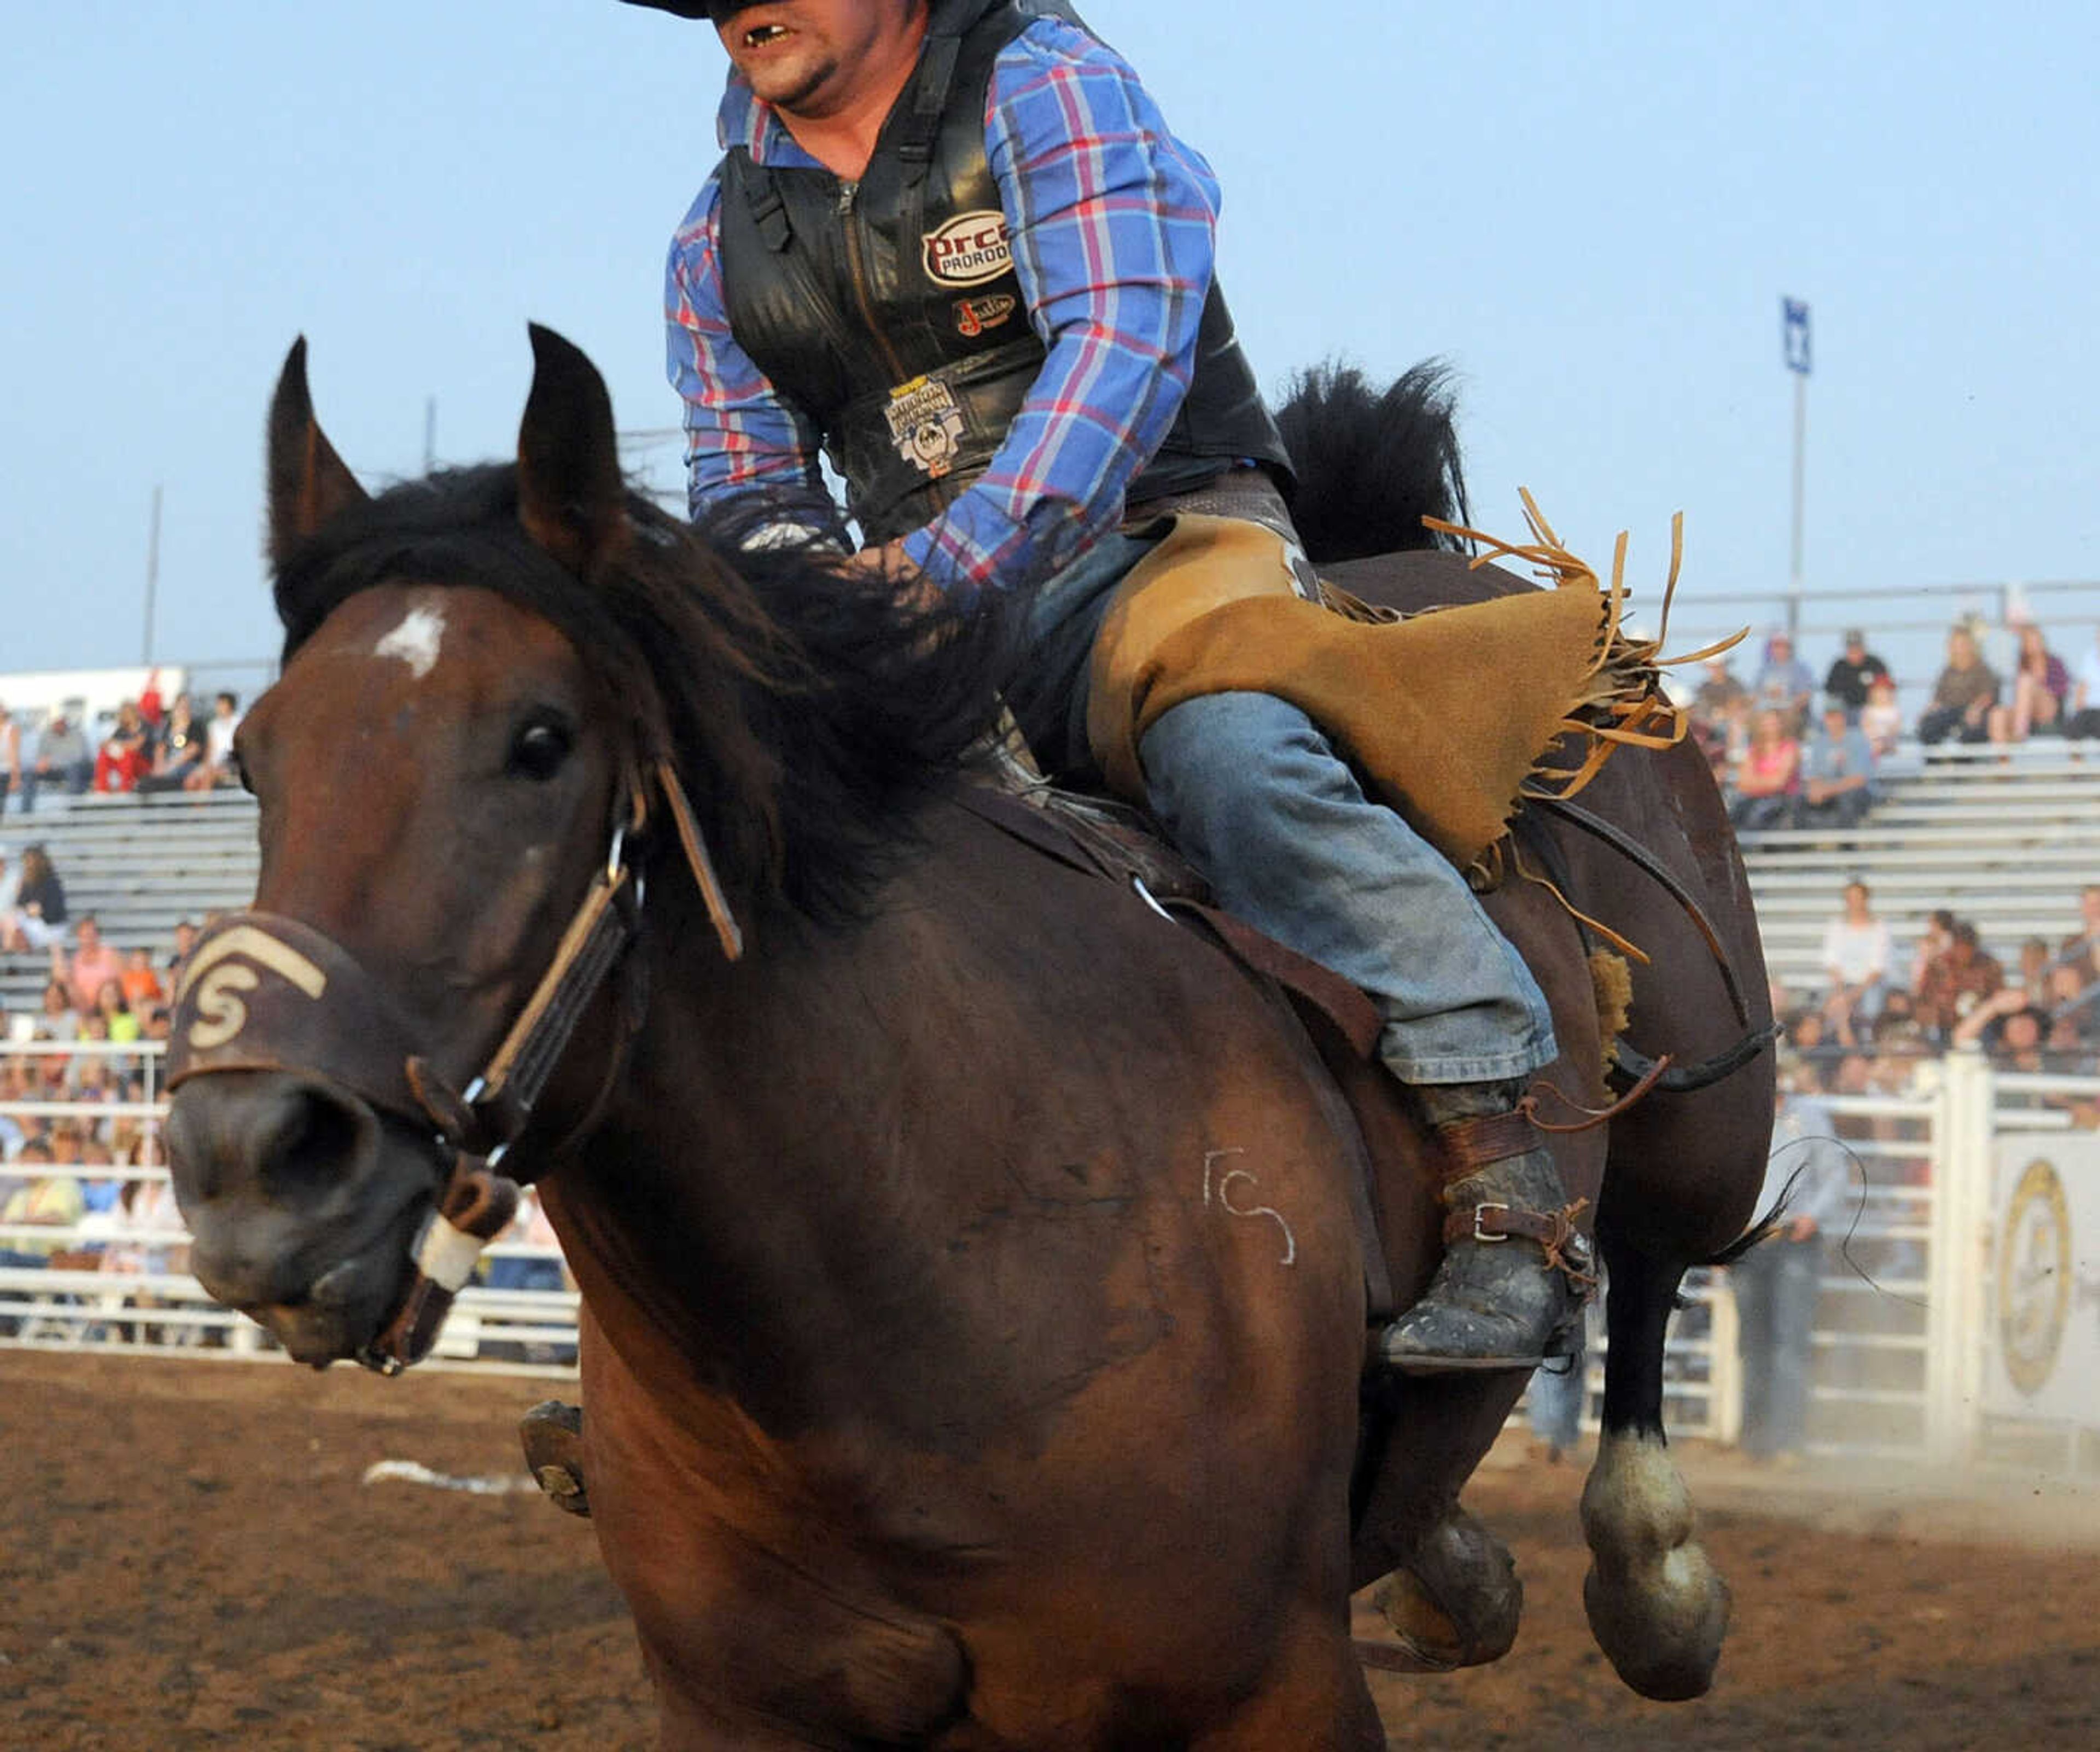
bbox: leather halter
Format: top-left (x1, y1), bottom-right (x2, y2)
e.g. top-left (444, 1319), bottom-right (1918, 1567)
top-left (167, 758), bottom-right (742, 1375)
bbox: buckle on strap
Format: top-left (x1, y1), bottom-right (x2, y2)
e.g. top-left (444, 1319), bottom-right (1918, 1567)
top-left (1472, 1201), bottom-right (1513, 1243)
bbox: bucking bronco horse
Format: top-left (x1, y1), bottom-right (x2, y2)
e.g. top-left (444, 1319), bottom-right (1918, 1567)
top-left (166, 328), bottom-right (1775, 1749)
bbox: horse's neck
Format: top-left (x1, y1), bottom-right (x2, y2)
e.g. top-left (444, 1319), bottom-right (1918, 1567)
top-left (552, 861), bottom-right (994, 1392)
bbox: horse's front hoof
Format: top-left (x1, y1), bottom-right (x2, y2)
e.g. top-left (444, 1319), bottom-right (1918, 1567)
top-left (520, 1399), bottom-right (591, 1519)
top-left (1372, 1506), bottom-right (1522, 1670)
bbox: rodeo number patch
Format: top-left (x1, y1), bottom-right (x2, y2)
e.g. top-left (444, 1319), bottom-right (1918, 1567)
top-left (1999, 1157), bottom-right (2073, 1397)
top-left (923, 209), bottom-right (1012, 287)
top-left (885, 375), bottom-right (966, 478)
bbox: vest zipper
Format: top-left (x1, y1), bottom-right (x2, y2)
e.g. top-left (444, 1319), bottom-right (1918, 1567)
top-left (838, 179), bottom-right (912, 386)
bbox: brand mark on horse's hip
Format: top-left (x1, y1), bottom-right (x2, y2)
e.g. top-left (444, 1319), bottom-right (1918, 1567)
top-left (179, 928), bottom-right (330, 1051)
top-left (1202, 1147), bottom-right (1297, 1267)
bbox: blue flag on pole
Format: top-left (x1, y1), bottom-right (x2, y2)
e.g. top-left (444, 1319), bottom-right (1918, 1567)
top-left (1783, 297), bottom-right (1812, 375)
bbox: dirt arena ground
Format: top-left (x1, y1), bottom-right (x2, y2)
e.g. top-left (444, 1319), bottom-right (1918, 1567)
top-left (6, 1352), bottom-right (2099, 1750)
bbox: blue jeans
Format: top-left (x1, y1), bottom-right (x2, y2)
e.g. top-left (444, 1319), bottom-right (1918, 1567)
top-left (1526, 1324), bottom-right (1588, 1450)
top-left (1732, 1237), bottom-right (1823, 1458)
top-left (1017, 539), bottom-right (1558, 1087)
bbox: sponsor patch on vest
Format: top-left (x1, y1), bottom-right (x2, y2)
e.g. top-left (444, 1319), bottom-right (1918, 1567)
top-left (923, 209), bottom-right (1013, 287)
top-left (954, 293), bottom-right (1018, 338)
top-left (885, 375), bottom-right (967, 479)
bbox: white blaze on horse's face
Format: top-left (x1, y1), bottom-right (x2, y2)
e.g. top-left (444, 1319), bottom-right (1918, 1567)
top-left (373, 597), bottom-right (447, 680)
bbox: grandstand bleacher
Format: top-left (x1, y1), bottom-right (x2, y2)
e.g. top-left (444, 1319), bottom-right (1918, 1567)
top-left (7, 740), bottom-right (2096, 1019)
top-left (2, 791), bottom-right (259, 1009)
top-left (1737, 739), bottom-right (2100, 1003)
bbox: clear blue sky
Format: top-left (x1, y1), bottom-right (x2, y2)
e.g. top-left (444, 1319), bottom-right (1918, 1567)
top-left (4, 1), bottom-right (2095, 680)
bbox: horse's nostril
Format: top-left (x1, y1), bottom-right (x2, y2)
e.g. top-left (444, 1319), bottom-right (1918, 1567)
top-left (251, 1081), bottom-right (375, 1200)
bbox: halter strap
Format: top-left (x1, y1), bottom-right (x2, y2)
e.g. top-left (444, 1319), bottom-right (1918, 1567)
top-left (168, 761), bottom-right (743, 1375)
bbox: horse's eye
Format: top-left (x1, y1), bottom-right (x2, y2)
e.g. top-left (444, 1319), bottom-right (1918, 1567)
top-left (508, 718), bottom-right (575, 782)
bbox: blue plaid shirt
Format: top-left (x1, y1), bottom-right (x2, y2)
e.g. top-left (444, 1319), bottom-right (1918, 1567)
top-left (666, 14), bottom-right (1223, 593)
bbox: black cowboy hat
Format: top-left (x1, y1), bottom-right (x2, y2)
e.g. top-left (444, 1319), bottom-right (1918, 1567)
top-left (618, 1), bottom-right (752, 19)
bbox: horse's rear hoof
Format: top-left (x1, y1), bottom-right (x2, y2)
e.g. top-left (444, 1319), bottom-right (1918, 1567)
top-left (1582, 1550), bottom-right (1728, 1699)
top-left (1579, 1430), bottom-right (1728, 1698)
top-left (520, 1399), bottom-right (591, 1519)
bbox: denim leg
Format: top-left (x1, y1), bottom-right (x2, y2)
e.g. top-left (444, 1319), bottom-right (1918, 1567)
top-left (1733, 1240), bottom-right (1822, 1456)
top-left (1764, 1240), bottom-right (1822, 1452)
top-left (1526, 1328), bottom-right (1586, 1449)
top-left (1140, 691), bottom-right (1557, 1085)
top-left (1007, 532), bottom-right (1160, 779)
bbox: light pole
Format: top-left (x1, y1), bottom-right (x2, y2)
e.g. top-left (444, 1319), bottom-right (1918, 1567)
top-left (1782, 297), bottom-right (1812, 637)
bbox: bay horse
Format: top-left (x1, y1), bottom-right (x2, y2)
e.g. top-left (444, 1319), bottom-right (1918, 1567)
top-left (165, 329), bottom-right (1774, 1749)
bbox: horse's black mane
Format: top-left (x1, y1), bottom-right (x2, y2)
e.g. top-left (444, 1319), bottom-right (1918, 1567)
top-left (1274, 360), bottom-right (1471, 564)
top-left (271, 469), bottom-right (1015, 922)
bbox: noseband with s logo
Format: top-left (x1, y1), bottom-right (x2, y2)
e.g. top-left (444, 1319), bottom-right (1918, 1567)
top-left (168, 760), bottom-right (742, 1375)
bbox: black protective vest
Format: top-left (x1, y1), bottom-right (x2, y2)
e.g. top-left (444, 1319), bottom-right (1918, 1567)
top-left (716, 0), bottom-right (1292, 546)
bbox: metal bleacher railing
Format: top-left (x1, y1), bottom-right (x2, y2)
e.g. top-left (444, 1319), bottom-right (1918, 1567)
top-left (0, 1039), bottom-right (577, 1373)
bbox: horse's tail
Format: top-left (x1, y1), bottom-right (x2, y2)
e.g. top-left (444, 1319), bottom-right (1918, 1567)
top-left (1273, 360), bottom-right (1471, 564)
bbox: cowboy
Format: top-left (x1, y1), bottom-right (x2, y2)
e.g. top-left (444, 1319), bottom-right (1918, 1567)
top-left (627, 0), bottom-right (1586, 1371)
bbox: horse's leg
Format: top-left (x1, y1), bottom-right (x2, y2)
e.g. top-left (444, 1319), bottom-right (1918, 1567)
top-left (1577, 1224), bottom-right (1730, 1701)
top-left (1348, 871), bottom-right (1603, 1659)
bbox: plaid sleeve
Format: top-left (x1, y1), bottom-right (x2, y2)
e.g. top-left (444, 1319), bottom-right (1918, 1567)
top-left (666, 175), bottom-right (827, 521)
top-left (899, 19), bottom-right (1222, 593)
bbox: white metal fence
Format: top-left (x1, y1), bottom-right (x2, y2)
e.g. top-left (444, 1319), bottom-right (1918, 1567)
top-left (9, 1045), bottom-right (2100, 1469)
top-left (0, 1040), bottom-right (579, 1375)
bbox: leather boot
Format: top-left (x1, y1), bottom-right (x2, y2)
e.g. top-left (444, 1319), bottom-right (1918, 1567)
top-left (1379, 1081), bottom-right (1594, 1373)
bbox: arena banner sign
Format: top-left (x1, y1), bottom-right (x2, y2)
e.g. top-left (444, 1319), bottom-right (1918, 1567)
top-left (1987, 1136), bottom-right (2100, 1426)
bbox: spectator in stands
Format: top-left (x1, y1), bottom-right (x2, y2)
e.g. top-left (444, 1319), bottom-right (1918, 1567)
top-left (1858, 673), bottom-right (1903, 758)
top-left (0, 844), bottom-right (16, 924)
top-left (1818, 880), bottom-right (1894, 1047)
top-left (2064, 626), bottom-right (2100, 741)
top-left (1796, 702), bottom-right (1877, 833)
top-left (166, 917), bottom-right (199, 978)
top-left (1987, 1005), bottom-right (2053, 1073)
top-left (32, 978), bottom-right (81, 1043)
top-left (119, 947), bottom-right (165, 1012)
top-left (1916, 624), bottom-right (2000, 746)
top-left (1912, 919), bottom-right (2004, 1039)
top-left (187, 691), bottom-right (243, 792)
top-left (1688, 657), bottom-right (1749, 784)
top-left (1752, 630), bottom-right (1817, 731)
top-left (1728, 708), bottom-right (1801, 830)
top-left (1822, 628), bottom-right (1891, 719)
top-left (1951, 938), bottom-right (2052, 1050)
top-left (136, 694), bottom-right (206, 793)
top-left (1694, 654), bottom-right (1749, 722)
top-left (2045, 962), bottom-right (2099, 1042)
top-left (1907, 908), bottom-right (1955, 995)
top-left (20, 712), bottom-right (92, 811)
top-left (91, 700), bottom-right (152, 794)
top-left (1987, 623), bottom-right (2070, 744)
top-left (0, 703), bottom-right (20, 816)
top-left (0, 1135), bottom-right (84, 1263)
top-left (53, 915), bottom-right (120, 1013)
top-left (1731, 1068), bottom-right (1850, 1466)
top-left (91, 980), bottom-right (139, 1046)
top-left (0, 845), bottom-right (67, 950)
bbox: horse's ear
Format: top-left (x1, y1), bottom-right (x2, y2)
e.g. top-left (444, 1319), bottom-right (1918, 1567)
top-left (517, 323), bottom-right (629, 579)
top-left (266, 337), bottom-right (369, 567)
